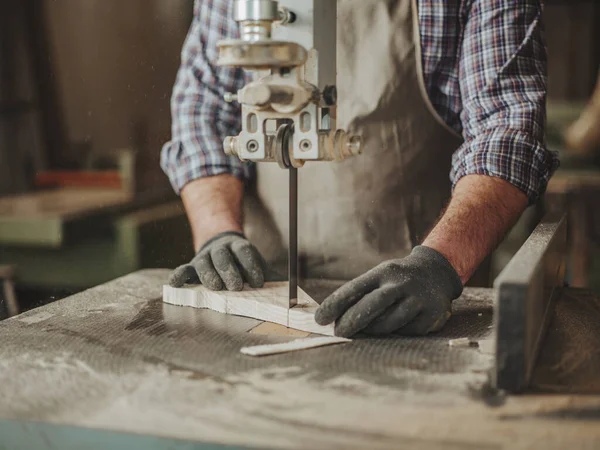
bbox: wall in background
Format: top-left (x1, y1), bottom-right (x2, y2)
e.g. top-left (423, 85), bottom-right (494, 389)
top-left (545, 1), bottom-right (599, 101)
top-left (0, 2), bottom-right (49, 195)
top-left (43, 0), bottom-right (193, 195)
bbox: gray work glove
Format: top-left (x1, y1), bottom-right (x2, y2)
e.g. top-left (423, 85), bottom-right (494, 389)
top-left (314, 246), bottom-right (463, 338)
top-left (169, 231), bottom-right (275, 291)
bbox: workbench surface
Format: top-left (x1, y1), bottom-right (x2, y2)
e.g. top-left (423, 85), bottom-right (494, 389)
top-left (1, 270), bottom-right (599, 449)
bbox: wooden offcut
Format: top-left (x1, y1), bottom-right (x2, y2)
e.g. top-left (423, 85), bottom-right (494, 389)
top-left (163, 282), bottom-right (335, 336)
top-left (240, 336), bottom-right (351, 357)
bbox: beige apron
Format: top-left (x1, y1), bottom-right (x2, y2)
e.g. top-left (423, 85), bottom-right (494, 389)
top-left (244, 0), bottom-right (463, 280)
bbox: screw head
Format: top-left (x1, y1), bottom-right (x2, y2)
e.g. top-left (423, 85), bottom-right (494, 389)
top-left (247, 139), bottom-right (259, 153)
top-left (278, 7), bottom-right (296, 24)
top-left (299, 139), bottom-right (312, 152)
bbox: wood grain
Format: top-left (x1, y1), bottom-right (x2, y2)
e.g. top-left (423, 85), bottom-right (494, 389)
top-left (163, 282), bottom-right (335, 336)
top-left (249, 322), bottom-right (310, 338)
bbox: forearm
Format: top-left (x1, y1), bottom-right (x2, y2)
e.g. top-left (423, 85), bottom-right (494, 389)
top-left (423, 174), bottom-right (528, 284)
top-left (181, 175), bottom-right (244, 252)
top-left (162, 0), bottom-right (249, 250)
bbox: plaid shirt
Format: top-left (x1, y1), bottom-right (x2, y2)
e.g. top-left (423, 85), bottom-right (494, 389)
top-left (161, 0), bottom-right (559, 204)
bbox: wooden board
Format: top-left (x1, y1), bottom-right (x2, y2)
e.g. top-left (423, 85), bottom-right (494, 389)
top-left (5, 271), bottom-right (600, 449)
top-left (493, 214), bottom-right (567, 392)
top-left (35, 171), bottom-right (123, 189)
top-left (240, 336), bottom-right (351, 357)
top-left (163, 282), bottom-right (335, 336)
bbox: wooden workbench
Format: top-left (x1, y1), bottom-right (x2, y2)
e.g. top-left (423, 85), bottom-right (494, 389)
top-left (0, 270), bottom-right (598, 449)
top-left (0, 188), bottom-right (131, 247)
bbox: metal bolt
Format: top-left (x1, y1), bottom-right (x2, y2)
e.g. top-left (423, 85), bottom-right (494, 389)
top-left (299, 139), bottom-right (312, 152)
top-left (224, 137), bottom-right (233, 155)
top-left (247, 139), bottom-right (259, 153)
top-left (224, 92), bottom-right (238, 103)
top-left (235, 0), bottom-right (279, 22)
top-left (223, 136), bottom-right (239, 156)
top-left (277, 7), bottom-right (296, 25)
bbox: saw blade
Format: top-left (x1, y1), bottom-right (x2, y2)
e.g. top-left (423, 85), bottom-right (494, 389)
top-left (276, 122), bottom-right (298, 309)
top-left (289, 165), bottom-right (298, 308)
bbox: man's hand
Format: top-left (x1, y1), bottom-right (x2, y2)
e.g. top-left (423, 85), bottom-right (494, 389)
top-left (315, 246), bottom-right (463, 338)
top-left (169, 231), bottom-right (269, 291)
top-left (172, 175), bottom-right (273, 290)
top-left (315, 175), bottom-right (528, 338)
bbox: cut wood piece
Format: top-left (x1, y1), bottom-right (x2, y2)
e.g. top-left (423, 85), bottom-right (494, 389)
top-left (163, 282), bottom-right (335, 336)
top-left (240, 336), bottom-right (351, 357)
top-left (249, 322), bottom-right (310, 338)
top-left (448, 338), bottom-right (472, 348)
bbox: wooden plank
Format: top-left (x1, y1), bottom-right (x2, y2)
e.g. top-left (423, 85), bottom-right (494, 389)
top-left (163, 282), bottom-right (335, 336)
top-left (493, 214), bottom-right (567, 392)
top-left (4, 271), bottom-right (600, 449)
top-left (240, 336), bottom-right (350, 357)
top-left (0, 188), bottom-right (131, 246)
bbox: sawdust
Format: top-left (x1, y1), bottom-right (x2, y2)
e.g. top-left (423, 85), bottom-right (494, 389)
top-left (17, 311), bottom-right (54, 324)
top-left (1, 338), bottom-right (600, 449)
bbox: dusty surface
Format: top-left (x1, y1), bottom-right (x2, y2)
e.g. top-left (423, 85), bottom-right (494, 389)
top-left (0, 270), bottom-right (599, 449)
top-left (532, 288), bottom-right (600, 393)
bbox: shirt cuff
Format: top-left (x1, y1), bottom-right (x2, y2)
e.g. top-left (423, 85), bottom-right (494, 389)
top-left (160, 140), bottom-right (254, 194)
top-left (450, 128), bottom-right (560, 205)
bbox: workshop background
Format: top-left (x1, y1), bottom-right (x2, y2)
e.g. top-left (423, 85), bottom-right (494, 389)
top-left (0, 0), bottom-right (598, 318)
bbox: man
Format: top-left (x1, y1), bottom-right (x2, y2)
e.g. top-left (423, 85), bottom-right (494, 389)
top-left (161, 0), bottom-right (558, 338)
